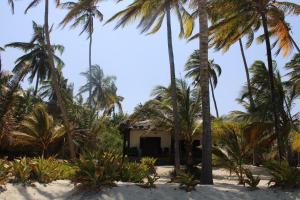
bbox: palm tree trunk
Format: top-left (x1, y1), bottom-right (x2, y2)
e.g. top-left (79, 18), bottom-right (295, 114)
top-left (238, 38), bottom-right (258, 165)
top-left (89, 30), bottom-right (93, 106)
top-left (261, 12), bottom-right (285, 162)
top-left (198, 0), bottom-right (213, 184)
top-left (209, 78), bottom-right (219, 118)
top-left (166, 3), bottom-right (180, 173)
top-left (238, 39), bottom-right (255, 110)
top-left (44, 0), bottom-right (75, 159)
top-left (34, 72), bottom-right (40, 96)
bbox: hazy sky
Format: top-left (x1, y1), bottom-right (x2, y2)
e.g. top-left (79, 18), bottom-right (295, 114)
top-left (1, 1), bottom-right (300, 115)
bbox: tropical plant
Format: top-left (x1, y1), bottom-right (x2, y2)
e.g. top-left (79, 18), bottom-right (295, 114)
top-left (108, 0), bottom-right (194, 173)
top-left (285, 53), bottom-right (300, 95)
top-left (0, 160), bottom-right (10, 186)
top-left (173, 170), bottom-right (200, 192)
top-left (13, 104), bottom-right (65, 156)
top-left (121, 162), bottom-right (148, 183)
top-left (244, 168), bottom-right (260, 190)
top-left (73, 151), bottom-right (122, 187)
top-left (207, 0), bottom-right (300, 162)
top-left (131, 79), bottom-right (202, 170)
top-left (79, 65), bottom-right (123, 115)
top-left (185, 50), bottom-right (222, 118)
top-left (212, 121), bottom-right (249, 184)
top-left (30, 157), bottom-right (71, 183)
top-left (24, 0), bottom-right (76, 159)
top-left (5, 21), bottom-right (65, 95)
top-left (266, 160), bottom-right (300, 188)
top-left (236, 60), bottom-right (298, 163)
top-left (60, 0), bottom-right (103, 106)
top-left (11, 157), bottom-right (32, 184)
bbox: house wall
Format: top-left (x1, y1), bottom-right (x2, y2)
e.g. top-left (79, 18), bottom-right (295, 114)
top-left (129, 130), bottom-right (202, 149)
top-left (130, 130), bottom-right (171, 149)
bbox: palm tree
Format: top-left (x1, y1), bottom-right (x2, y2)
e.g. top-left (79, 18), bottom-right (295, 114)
top-left (60, 0), bottom-right (103, 106)
top-left (197, 0), bottom-right (213, 184)
top-left (107, 0), bottom-right (194, 173)
top-left (185, 50), bottom-right (221, 118)
top-left (13, 104), bottom-right (65, 156)
top-left (207, 0), bottom-right (300, 161)
top-left (5, 22), bottom-right (65, 95)
top-left (236, 60), bottom-right (298, 164)
top-left (79, 65), bottom-right (123, 115)
top-left (285, 53), bottom-right (300, 95)
top-left (24, 0), bottom-right (76, 159)
top-left (131, 79), bottom-right (202, 170)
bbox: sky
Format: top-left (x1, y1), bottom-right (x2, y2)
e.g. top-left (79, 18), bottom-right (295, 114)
top-left (1, 1), bottom-right (300, 116)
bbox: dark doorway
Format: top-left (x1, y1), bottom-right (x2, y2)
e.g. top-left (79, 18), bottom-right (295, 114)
top-left (140, 137), bottom-right (161, 157)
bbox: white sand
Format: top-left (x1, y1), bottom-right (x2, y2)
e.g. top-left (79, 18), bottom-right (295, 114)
top-left (0, 166), bottom-right (299, 200)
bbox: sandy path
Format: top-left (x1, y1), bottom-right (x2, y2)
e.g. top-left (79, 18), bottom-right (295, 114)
top-left (0, 166), bottom-right (299, 200)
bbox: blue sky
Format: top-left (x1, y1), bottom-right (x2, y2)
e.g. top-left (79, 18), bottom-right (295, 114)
top-left (1, 1), bottom-right (300, 115)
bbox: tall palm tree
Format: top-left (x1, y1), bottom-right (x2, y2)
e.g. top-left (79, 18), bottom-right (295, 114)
top-left (197, 0), bottom-right (213, 184)
top-left (107, 0), bottom-right (193, 173)
top-left (79, 65), bottom-right (123, 115)
top-left (5, 22), bottom-right (65, 95)
top-left (13, 104), bottom-right (65, 156)
top-left (24, 0), bottom-right (76, 159)
top-left (207, 0), bottom-right (300, 161)
top-left (60, 0), bottom-right (103, 106)
top-left (185, 50), bottom-right (221, 118)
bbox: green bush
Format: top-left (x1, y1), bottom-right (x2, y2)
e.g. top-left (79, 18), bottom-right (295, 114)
top-left (265, 161), bottom-right (300, 188)
top-left (11, 157), bottom-right (32, 183)
top-left (30, 157), bottom-right (76, 183)
top-left (0, 160), bottom-right (10, 185)
top-left (121, 162), bottom-right (148, 183)
top-left (141, 157), bottom-right (157, 174)
top-left (173, 171), bottom-right (200, 192)
top-left (244, 169), bottom-right (260, 190)
top-left (73, 151), bottom-right (122, 187)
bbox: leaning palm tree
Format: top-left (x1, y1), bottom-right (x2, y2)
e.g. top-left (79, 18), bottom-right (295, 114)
top-left (79, 65), bottom-right (123, 115)
top-left (107, 0), bottom-right (194, 173)
top-left (13, 104), bottom-right (65, 156)
top-left (185, 50), bottom-right (221, 118)
top-left (24, 0), bottom-right (75, 159)
top-left (60, 0), bottom-right (103, 106)
top-left (5, 21), bottom-right (65, 95)
top-left (206, 0), bottom-right (300, 161)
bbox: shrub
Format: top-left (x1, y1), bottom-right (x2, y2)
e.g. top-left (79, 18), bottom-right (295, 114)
top-left (141, 157), bottom-right (157, 174)
top-left (144, 173), bottom-right (160, 188)
top-left (11, 157), bottom-right (31, 184)
top-left (265, 161), bottom-right (300, 188)
top-left (244, 169), bottom-right (260, 190)
top-left (0, 160), bottom-right (10, 185)
top-left (30, 157), bottom-right (74, 183)
top-left (173, 171), bottom-right (200, 192)
top-left (121, 162), bottom-right (148, 183)
top-left (73, 151), bottom-right (122, 187)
